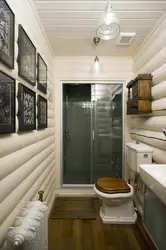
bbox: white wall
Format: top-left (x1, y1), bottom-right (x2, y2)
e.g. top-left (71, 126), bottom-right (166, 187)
top-left (54, 56), bottom-right (133, 191)
top-left (0, 0), bottom-right (55, 247)
top-left (130, 12), bottom-right (166, 164)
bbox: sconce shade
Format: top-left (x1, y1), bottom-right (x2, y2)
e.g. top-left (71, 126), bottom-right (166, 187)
top-left (91, 56), bottom-right (103, 72)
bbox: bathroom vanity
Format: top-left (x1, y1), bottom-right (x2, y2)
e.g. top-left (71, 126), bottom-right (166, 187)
top-left (139, 164), bottom-right (166, 250)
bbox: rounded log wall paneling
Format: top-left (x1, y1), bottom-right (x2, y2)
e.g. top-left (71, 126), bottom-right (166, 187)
top-left (152, 81), bottom-right (166, 100)
top-left (131, 40), bottom-right (166, 164)
top-left (0, 128), bottom-right (54, 158)
top-left (131, 116), bottom-right (166, 132)
top-left (130, 130), bottom-right (166, 151)
top-left (33, 166), bottom-right (55, 201)
top-left (0, 145), bottom-right (54, 203)
top-left (152, 97), bottom-right (166, 110)
top-left (0, 136), bottom-right (54, 180)
top-left (0, 0), bottom-right (55, 247)
top-left (0, 153), bottom-right (55, 225)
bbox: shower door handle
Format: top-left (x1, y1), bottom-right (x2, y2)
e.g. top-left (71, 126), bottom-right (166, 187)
top-left (92, 130), bottom-right (95, 140)
top-left (64, 131), bottom-right (69, 138)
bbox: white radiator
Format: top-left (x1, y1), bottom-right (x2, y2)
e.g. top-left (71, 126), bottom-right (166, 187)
top-left (6, 201), bottom-right (48, 250)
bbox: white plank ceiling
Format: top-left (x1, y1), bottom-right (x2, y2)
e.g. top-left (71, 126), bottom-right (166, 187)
top-left (33, 0), bottom-right (166, 56)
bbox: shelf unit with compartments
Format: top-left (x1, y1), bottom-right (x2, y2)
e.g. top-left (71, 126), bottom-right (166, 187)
top-left (127, 74), bottom-right (152, 115)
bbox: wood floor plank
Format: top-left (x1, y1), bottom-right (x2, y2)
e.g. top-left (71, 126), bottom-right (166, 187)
top-left (61, 220), bottom-right (73, 238)
top-left (73, 220), bottom-right (83, 250)
top-left (103, 224), bottom-right (117, 247)
top-left (48, 219), bottom-right (63, 250)
top-left (82, 220), bottom-right (94, 250)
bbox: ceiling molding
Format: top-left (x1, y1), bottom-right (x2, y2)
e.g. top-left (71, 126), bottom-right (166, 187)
top-left (28, 0), bottom-right (55, 57)
top-left (133, 10), bottom-right (166, 60)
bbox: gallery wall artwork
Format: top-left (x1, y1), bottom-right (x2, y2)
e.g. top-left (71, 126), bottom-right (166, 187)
top-left (37, 53), bottom-right (47, 94)
top-left (0, 0), bottom-right (15, 69)
top-left (37, 95), bottom-right (47, 129)
top-left (0, 71), bottom-right (15, 134)
top-left (17, 83), bottom-right (36, 131)
top-left (17, 25), bottom-right (36, 86)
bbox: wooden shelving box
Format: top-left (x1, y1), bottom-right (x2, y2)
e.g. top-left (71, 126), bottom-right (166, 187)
top-left (127, 74), bottom-right (152, 115)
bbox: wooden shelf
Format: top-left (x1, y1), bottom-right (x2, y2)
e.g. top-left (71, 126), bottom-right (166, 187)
top-left (131, 109), bottom-right (166, 118)
top-left (127, 74), bottom-right (152, 115)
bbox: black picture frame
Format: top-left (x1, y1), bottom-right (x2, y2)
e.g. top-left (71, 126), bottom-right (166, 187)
top-left (0, 71), bottom-right (15, 134)
top-left (37, 53), bottom-right (47, 94)
top-left (37, 95), bottom-right (47, 129)
top-left (17, 25), bottom-right (36, 86)
top-left (17, 83), bottom-right (36, 131)
top-left (0, 0), bottom-right (15, 69)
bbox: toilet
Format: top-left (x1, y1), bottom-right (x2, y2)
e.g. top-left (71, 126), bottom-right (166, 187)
top-left (94, 141), bottom-right (153, 224)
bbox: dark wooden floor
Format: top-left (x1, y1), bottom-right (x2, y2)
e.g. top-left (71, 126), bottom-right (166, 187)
top-left (48, 198), bottom-right (151, 250)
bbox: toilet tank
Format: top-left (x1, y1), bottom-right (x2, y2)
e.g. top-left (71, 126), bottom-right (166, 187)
top-left (126, 142), bottom-right (153, 172)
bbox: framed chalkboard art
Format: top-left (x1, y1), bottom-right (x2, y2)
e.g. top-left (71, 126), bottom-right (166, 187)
top-left (0, 0), bottom-right (15, 69)
top-left (17, 83), bottom-right (36, 131)
top-left (17, 25), bottom-right (36, 86)
top-left (37, 95), bottom-right (47, 129)
top-left (0, 71), bottom-right (15, 134)
top-left (37, 53), bottom-right (47, 94)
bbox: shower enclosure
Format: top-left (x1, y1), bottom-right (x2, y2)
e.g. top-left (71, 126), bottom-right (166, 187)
top-left (62, 82), bottom-right (123, 186)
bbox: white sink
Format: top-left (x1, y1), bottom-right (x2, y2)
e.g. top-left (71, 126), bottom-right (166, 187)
top-left (139, 164), bottom-right (166, 205)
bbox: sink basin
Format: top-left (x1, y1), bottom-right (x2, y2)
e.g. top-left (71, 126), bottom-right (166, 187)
top-left (139, 164), bottom-right (166, 205)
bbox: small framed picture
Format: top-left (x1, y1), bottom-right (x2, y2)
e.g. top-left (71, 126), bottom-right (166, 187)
top-left (0, 0), bottom-right (15, 69)
top-left (17, 83), bottom-right (36, 131)
top-left (37, 95), bottom-right (47, 129)
top-left (0, 71), bottom-right (15, 134)
top-left (37, 53), bottom-right (47, 94)
top-left (17, 25), bottom-right (36, 86)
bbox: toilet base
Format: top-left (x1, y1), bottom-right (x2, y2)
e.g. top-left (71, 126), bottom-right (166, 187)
top-left (94, 183), bottom-right (137, 225)
top-left (99, 207), bottom-right (137, 224)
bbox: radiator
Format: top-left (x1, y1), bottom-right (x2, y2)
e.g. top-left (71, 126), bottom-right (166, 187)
top-left (6, 201), bottom-right (48, 250)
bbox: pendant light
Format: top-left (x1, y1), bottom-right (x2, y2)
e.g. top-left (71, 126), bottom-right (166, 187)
top-left (91, 56), bottom-right (103, 73)
top-left (90, 37), bottom-right (103, 73)
top-left (96, 0), bottom-right (120, 40)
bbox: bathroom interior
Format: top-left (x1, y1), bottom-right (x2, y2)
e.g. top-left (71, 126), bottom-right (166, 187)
top-left (1, 0), bottom-right (166, 250)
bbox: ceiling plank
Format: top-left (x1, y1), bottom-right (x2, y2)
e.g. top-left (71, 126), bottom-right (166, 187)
top-left (34, 2), bottom-right (166, 11)
top-left (41, 18), bottom-right (156, 26)
top-left (46, 26), bottom-right (151, 38)
top-left (34, 0), bottom-right (166, 2)
top-left (38, 10), bottom-right (164, 19)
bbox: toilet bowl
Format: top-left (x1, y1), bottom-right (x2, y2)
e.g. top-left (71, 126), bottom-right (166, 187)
top-left (94, 177), bottom-right (137, 224)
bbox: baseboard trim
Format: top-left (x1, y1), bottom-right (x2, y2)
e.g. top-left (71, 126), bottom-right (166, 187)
top-left (57, 188), bottom-right (96, 197)
top-left (48, 193), bottom-right (58, 218)
top-left (136, 213), bottom-right (157, 250)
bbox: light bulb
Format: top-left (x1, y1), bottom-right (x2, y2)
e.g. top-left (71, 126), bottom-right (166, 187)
top-left (94, 57), bottom-right (100, 72)
top-left (104, 12), bottom-right (116, 25)
top-left (91, 56), bottom-right (103, 73)
top-left (94, 56), bottom-right (102, 72)
top-left (102, 0), bottom-right (115, 25)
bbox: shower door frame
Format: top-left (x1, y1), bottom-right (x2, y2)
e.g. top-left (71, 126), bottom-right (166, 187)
top-left (60, 80), bottom-right (125, 188)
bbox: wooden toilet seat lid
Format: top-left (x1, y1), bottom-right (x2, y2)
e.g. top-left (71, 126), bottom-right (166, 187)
top-left (96, 178), bottom-right (130, 194)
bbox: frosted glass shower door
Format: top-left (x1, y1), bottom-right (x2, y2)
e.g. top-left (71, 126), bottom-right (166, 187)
top-left (91, 84), bottom-right (123, 183)
top-left (63, 84), bottom-right (92, 184)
